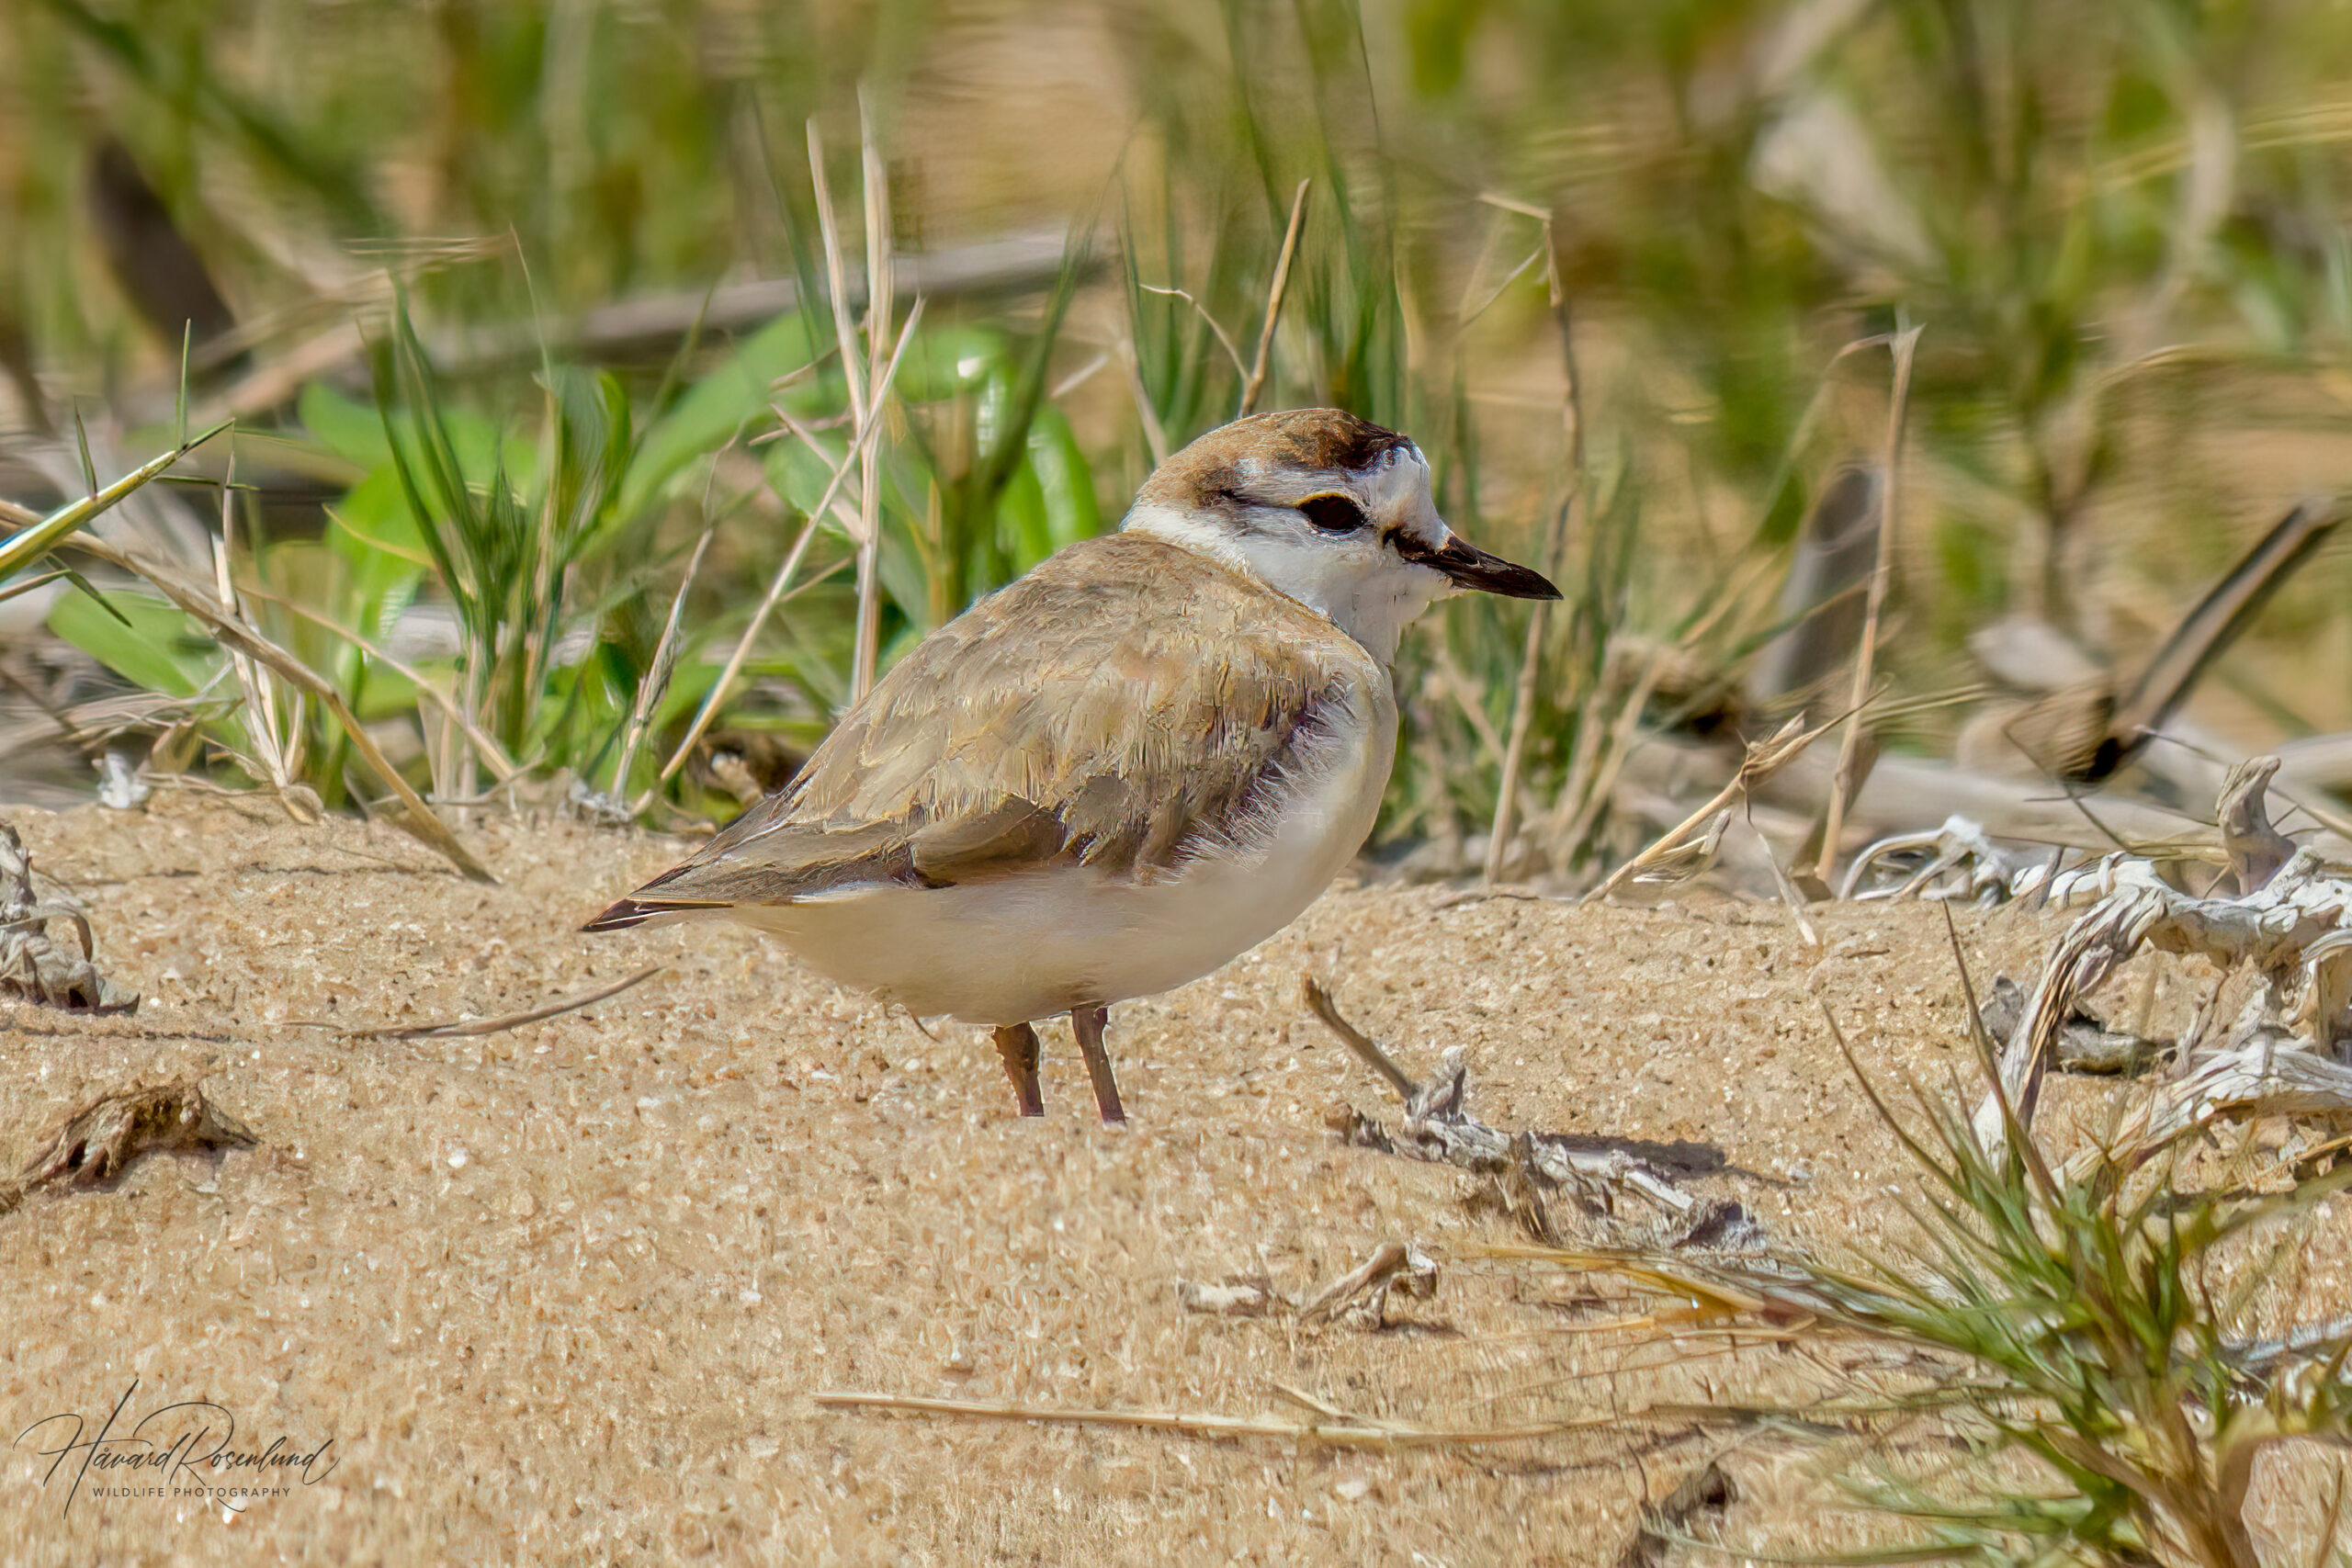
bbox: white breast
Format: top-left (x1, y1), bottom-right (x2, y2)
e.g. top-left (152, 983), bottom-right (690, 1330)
top-left (721, 693), bottom-right (1397, 1024)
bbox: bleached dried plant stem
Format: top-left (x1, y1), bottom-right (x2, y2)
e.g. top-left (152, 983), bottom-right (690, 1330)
top-left (803, 118), bottom-right (888, 704)
top-left (1813, 325), bottom-right (1921, 886)
top-left (1972, 768), bottom-right (2352, 1161)
top-left (235, 583), bottom-right (519, 782)
top-left (211, 451), bottom-right (298, 801)
top-left (609, 516), bottom-right (718, 802)
top-left (1549, 647), bottom-right (1669, 865)
top-left (1118, 332), bottom-right (1171, 467)
top-left (1138, 285), bottom-right (1247, 381)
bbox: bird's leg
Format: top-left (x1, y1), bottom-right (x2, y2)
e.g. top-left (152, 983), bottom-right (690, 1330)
top-left (1069, 1005), bottom-right (1125, 1124)
top-left (991, 1022), bottom-right (1044, 1117)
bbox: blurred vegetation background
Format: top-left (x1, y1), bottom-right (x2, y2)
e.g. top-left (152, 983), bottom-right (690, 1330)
top-left (5, 0), bottom-right (2352, 882)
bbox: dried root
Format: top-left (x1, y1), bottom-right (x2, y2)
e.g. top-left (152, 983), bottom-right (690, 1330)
top-left (4, 1079), bottom-right (255, 1213)
top-left (1844, 760), bottom-right (2306, 909)
top-left (1960, 756), bottom-right (2352, 1163)
top-left (1304, 976), bottom-right (1755, 1251)
top-left (0, 822), bottom-right (138, 1012)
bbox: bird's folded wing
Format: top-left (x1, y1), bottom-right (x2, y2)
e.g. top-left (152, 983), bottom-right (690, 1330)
top-left (614, 536), bottom-right (1378, 911)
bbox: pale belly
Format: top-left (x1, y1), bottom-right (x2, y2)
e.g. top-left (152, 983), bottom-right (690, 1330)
top-left (717, 715), bottom-right (1393, 1024)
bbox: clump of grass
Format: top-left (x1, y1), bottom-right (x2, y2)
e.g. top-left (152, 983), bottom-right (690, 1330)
top-left (1520, 1017), bottom-right (2352, 1566)
top-left (31, 141), bottom-right (1094, 829)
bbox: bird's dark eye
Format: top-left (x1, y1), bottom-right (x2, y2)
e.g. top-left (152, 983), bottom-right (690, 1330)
top-left (1297, 494), bottom-right (1368, 534)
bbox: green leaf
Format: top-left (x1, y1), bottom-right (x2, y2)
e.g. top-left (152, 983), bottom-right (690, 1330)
top-left (620, 310), bottom-right (820, 520)
top-left (1026, 405), bottom-right (1102, 549)
top-left (48, 590), bottom-right (219, 697)
top-left (298, 381), bottom-right (395, 470)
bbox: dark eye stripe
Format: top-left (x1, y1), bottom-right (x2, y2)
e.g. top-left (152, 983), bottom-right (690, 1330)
top-left (1297, 494), bottom-right (1368, 534)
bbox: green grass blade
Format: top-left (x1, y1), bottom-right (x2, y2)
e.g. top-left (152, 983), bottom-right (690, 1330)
top-left (0, 420), bottom-right (232, 581)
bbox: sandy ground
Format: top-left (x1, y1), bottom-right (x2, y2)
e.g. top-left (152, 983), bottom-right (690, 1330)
top-left (1, 792), bottom-right (2347, 1565)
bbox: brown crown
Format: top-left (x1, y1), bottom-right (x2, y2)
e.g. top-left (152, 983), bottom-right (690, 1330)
top-left (1135, 409), bottom-right (1416, 510)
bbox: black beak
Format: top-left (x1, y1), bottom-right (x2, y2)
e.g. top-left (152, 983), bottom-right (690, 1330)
top-left (1395, 530), bottom-right (1561, 600)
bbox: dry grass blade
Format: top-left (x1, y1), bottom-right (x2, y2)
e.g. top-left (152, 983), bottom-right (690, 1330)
top-left (235, 581), bottom-right (521, 783)
top-left (1586, 714), bottom-right (1832, 902)
top-left (1236, 178), bottom-right (1310, 419)
top-left (811, 1390), bottom-right (1592, 1450)
top-left (341, 962), bottom-right (665, 1041)
top-left (1300, 974), bottom-right (1419, 1100)
top-left (53, 533), bottom-right (493, 882)
top-left (1761, 828), bottom-right (1823, 947)
top-left (1487, 223), bottom-right (1581, 885)
top-left (1473, 1242), bottom-right (1789, 1319)
top-left (807, 120), bottom-right (866, 416)
top-left (609, 513), bottom-right (718, 801)
top-left (1117, 327), bottom-right (1171, 466)
top-left (3, 1079), bottom-right (255, 1215)
top-left (656, 301), bottom-right (922, 784)
top-left (211, 447), bottom-right (300, 803)
top-left (1138, 284), bottom-right (1247, 380)
top-left (1813, 323), bottom-right (1921, 886)
top-left (850, 98), bottom-right (895, 703)
top-left (1547, 637), bottom-right (1671, 862)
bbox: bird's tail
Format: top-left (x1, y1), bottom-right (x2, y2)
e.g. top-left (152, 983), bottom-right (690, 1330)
top-left (579, 897), bottom-right (727, 933)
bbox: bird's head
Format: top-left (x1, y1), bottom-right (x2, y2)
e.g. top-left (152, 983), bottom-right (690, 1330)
top-left (1121, 409), bottom-right (1560, 660)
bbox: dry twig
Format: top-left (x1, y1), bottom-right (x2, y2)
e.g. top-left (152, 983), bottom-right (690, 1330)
top-left (1814, 324), bottom-right (1922, 886)
top-left (1303, 976), bottom-right (1729, 1229)
top-left (1295, 1239), bottom-right (1440, 1325)
top-left (337, 963), bottom-right (665, 1041)
top-left (1236, 179), bottom-right (1310, 419)
top-left (812, 1390), bottom-right (1598, 1450)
